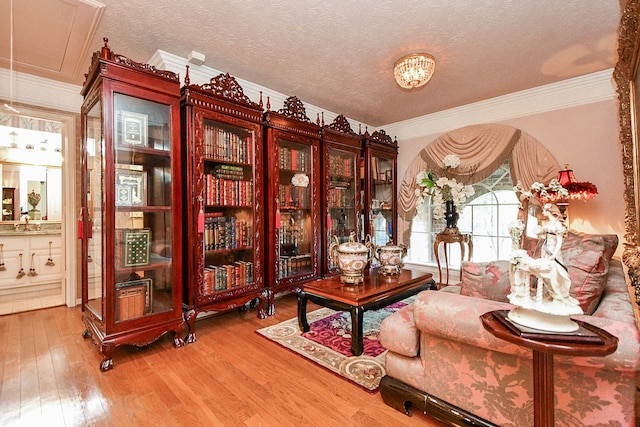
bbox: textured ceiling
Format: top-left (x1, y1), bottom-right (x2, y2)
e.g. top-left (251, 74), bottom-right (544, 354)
top-left (0, 0), bottom-right (624, 127)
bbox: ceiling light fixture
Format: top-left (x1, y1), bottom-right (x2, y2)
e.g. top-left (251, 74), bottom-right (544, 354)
top-left (393, 53), bottom-right (436, 89)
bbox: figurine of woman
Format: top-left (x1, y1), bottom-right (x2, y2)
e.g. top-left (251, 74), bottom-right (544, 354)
top-left (539, 204), bottom-right (575, 305)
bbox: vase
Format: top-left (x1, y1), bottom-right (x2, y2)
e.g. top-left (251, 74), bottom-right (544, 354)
top-left (444, 200), bottom-right (458, 231)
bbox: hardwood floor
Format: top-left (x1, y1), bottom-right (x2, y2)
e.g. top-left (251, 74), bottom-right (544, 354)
top-left (0, 293), bottom-right (447, 427)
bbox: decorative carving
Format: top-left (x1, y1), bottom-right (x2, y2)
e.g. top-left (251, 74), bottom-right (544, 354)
top-left (277, 96), bottom-right (311, 122)
top-left (194, 73), bottom-right (261, 109)
top-left (326, 114), bottom-right (357, 135)
top-left (112, 54), bottom-right (179, 81)
top-left (84, 37), bottom-right (178, 85)
top-left (370, 129), bottom-right (397, 147)
top-left (614, 0), bottom-right (640, 306)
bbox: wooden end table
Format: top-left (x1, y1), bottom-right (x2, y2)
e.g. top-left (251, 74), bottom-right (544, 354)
top-left (480, 310), bottom-right (618, 427)
top-left (434, 232), bottom-right (472, 286)
top-left (297, 268), bottom-right (436, 356)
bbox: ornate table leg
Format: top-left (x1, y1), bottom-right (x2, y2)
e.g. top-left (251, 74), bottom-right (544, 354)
top-left (297, 291), bottom-right (310, 332)
top-left (458, 240), bottom-right (465, 282)
top-left (350, 306), bottom-right (365, 356)
top-left (434, 239), bottom-right (443, 285)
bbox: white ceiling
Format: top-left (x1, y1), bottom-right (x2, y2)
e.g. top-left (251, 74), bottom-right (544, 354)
top-left (0, 0), bottom-right (625, 127)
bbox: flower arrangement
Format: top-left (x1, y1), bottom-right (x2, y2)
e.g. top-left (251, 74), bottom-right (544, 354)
top-left (415, 154), bottom-right (475, 220)
top-left (514, 179), bottom-right (568, 204)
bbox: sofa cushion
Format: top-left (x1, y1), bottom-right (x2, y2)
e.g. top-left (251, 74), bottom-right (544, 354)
top-left (460, 260), bottom-right (511, 302)
top-left (562, 232), bottom-right (617, 314)
top-left (379, 303), bottom-right (420, 357)
top-left (522, 231), bottom-right (618, 315)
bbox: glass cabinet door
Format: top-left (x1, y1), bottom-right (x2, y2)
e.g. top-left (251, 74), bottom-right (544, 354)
top-left (326, 147), bottom-right (358, 270)
top-left (200, 118), bottom-right (256, 294)
top-left (277, 138), bottom-right (313, 279)
top-left (84, 99), bottom-right (104, 320)
top-left (370, 154), bottom-right (395, 246)
top-left (112, 92), bottom-right (175, 321)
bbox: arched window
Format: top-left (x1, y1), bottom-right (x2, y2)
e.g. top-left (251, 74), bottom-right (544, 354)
top-left (458, 160), bottom-right (519, 262)
top-left (407, 160), bottom-right (522, 266)
top-left (398, 124), bottom-right (561, 268)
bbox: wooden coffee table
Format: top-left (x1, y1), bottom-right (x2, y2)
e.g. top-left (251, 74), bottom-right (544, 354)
top-left (297, 268), bottom-right (436, 356)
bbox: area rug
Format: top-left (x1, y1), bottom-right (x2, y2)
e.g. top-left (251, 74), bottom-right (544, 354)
top-left (256, 297), bottom-right (413, 392)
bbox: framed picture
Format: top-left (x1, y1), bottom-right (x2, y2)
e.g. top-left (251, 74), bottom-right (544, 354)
top-left (120, 111), bottom-right (148, 146)
top-left (115, 168), bottom-right (147, 206)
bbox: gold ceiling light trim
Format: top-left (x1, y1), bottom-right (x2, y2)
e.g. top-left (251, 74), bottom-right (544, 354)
top-left (393, 53), bottom-right (436, 89)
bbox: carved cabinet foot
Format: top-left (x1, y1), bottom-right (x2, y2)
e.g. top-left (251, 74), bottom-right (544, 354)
top-left (100, 357), bottom-right (114, 372)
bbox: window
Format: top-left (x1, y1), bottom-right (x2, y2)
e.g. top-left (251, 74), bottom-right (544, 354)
top-left (407, 160), bottom-right (520, 266)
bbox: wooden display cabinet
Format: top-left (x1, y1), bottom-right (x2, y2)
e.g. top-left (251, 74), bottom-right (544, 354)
top-left (321, 114), bottom-right (362, 276)
top-left (362, 129), bottom-right (398, 247)
top-left (180, 69), bottom-right (267, 342)
top-left (80, 39), bottom-right (187, 371)
top-left (264, 97), bottom-right (321, 314)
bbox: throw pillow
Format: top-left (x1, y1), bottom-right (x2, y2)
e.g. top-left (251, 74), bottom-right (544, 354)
top-left (561, 231), bottom-right (617, 315)
top-left (460, 260), bottom-right (511, 303)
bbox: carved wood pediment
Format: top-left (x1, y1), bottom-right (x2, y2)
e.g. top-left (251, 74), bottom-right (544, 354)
top-left (195, 73), bottom-right (261, 109)
top-left (326, 114), bottom-right (356, 135)
top-left (277, 96), bottom-right (311, 122)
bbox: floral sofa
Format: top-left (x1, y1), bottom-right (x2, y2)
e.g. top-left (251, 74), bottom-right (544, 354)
top-left (379, 232), bottom-right (640, 426)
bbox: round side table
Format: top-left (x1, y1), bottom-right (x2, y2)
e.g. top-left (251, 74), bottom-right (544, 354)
top-left (480, 310), bottom-right (618, 427)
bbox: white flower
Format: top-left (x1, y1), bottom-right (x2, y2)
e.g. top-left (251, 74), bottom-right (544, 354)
top-left (443, 154), bottom-right (460, 169)
top-left (414, 154), bottom-right (475, 221)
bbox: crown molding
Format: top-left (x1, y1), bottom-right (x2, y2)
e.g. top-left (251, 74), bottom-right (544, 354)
top-left (383, 69), bottom-right (616, 141)
top-left (149, 50), bottom-right (368, 131)
top-left (0, 68), bottom-right (82, 113)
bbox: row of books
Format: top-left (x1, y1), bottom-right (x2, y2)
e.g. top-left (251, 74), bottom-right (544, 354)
top-left (279, 254), bottom-right (312, 279)
top-left (203, 125), bottom-right (253, 164)
top-left (279, 221), bottom-right (305, 245)
top-left (203, 261), bottom-right (254, 294)
top-left (279, 147), bottom-right (309, 171)
top-left (205, 174), bottom-right (253, 206)
top-left (204, 216), bottom-right (253, 251)
top-left (279, 184), bottom-right (310, 208)
top-left (329, 156), bottom-right (355, 178)
top-left (327, 187), bottom-right (356, 208)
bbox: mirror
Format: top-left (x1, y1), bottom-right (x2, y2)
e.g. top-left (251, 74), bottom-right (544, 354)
top-left (0, 112), bottom-right (63, 222)
top-left (614, 0), bottom-right (640, 304)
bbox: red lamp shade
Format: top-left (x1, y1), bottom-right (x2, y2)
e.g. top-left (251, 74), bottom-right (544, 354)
top-left (557, 168), bottom-right (577, 187)
top-left (557, 164), bottom-right (598, 201)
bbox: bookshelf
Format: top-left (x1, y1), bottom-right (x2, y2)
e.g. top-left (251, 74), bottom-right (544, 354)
top-left (264, 96), bottom-right (321, 314)
top-left (362, 129), bottom-right (398, 247)
top-left (181, 70), bottom-right (267, 342)
top-left (321, 115), bottom-right (362, 276)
